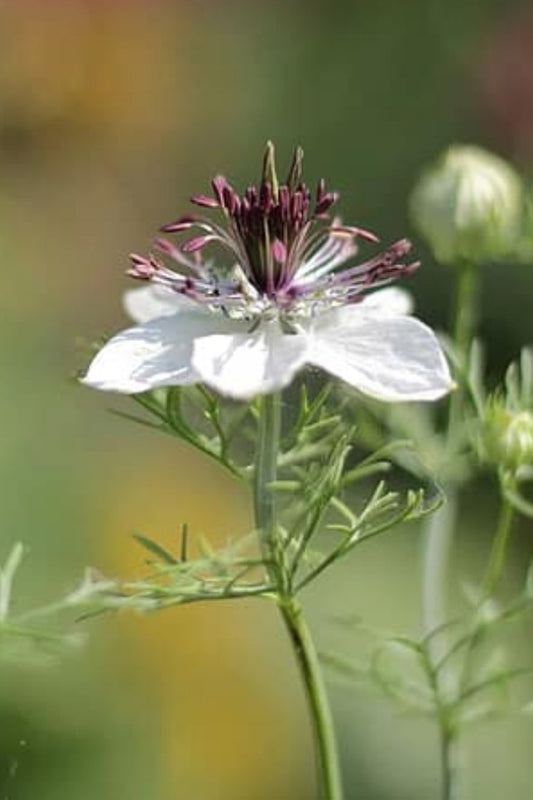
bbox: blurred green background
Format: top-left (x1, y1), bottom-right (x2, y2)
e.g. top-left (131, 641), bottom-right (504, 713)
top-left (0, 0), bottom-right (532, 797)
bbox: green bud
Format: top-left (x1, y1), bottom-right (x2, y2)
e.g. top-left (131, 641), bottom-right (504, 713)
top-left (410, 145), bottom-right (524, 264)
top-left (479, 350), bottom-right (533, 474)
top-left (483, 402), bottom-right (533, 473)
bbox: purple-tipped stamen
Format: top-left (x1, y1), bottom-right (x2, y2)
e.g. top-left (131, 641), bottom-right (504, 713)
top-left (191, 194), bottom-right (220, 209)
top-left (127, 143), bottom-right (417, 318)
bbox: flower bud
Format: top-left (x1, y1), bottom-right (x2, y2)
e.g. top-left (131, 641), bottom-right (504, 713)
top-left (410, 145), bottom-right (524, 264)
top-left (483, 402), bottom-right (533, 473)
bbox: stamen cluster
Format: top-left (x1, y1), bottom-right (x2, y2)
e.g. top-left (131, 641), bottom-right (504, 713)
top-left (128, 143), bottom-right (419, 318)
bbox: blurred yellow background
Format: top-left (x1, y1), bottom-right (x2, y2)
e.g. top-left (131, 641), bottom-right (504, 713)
top-left (0, 1), bottom-right (532, 798)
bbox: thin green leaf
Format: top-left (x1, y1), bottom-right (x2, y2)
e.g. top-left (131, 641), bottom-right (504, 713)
top-left (132, 533), bottom-right (178, 565)
top-left (180, 524), bottom-right (189, 563)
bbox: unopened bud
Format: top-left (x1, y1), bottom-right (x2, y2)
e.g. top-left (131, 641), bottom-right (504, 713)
top-left (483, 402), bottom-right (533, 473)
top-left (410, 145), bottom-right (524, 264)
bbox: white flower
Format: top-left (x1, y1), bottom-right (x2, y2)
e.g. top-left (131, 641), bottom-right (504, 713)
top-left (82, 144), bottom-right (453, 402)
top-left (82, 284), bottom-right (452, 402)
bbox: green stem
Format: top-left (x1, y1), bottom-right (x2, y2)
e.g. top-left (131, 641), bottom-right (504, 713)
top-left (423, 261), bottom-right (479, 645)
top-left (253, 393), bottom-right (282, 554)
top-left (420, 642), bottom-right (459, 800)
top-left (279, 598), bottom-right (344, 800)
top-left (447, 261), bottom-right (479, 438)
top-left (422, 260), bottom-right (479, 800)
top-left (482, 494), bottom-right (515, 597)
top-left (440, 727), bottom-right (459, 800)
top-left (453, 262), bottom-right (478, 360)
top-left (254, 393), bottom-right (343, 800)
top-left (422, 491), bottom-right (458, 665)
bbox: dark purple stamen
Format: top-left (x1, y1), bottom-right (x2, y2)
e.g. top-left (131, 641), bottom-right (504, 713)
top-left (160, 216), bottom-right (196, 233)
top-left (182, 234), bottom-right (215, 253)
top-left (128, 254), bottom-right (158, 279)
top-left (212, 176), bottom-right (229, 208)
top-left (331, 225), bottom-right (380, 243)
top-left (191, 194), bottom-right (220, 208)
top-left (130, 143), bottom-right (417, 314)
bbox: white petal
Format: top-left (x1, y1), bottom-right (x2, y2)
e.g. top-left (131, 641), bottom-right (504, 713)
top-left (82, 312), bottom-right (240, 394)
top-left (123, 285), bottom-right (198, 323)
top-left (309, 309), bottom-right (453, 402)
top-left (360, 286), bottom-right (413, 316)
top-left (192, 322), bottom-right (310, 400)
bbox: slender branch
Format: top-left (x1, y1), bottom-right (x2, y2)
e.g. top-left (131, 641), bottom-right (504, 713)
top-left (132, 392), bottom-right (242, 478)
top-left (501, 481), bottom-right (533, 519)
top-left (482, 494), bottom-right (515, 597)
top-left (289, 496), bottom-right (331, 581)
top-left (457, 666), bottom-right (533, 705)
top-left (115, 582), bottom-right (274, 609)
top-left (296, 497), bottom-right (416, 593)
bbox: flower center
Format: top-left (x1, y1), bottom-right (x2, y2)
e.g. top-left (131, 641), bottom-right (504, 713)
top-left (127, 142), bottom-right (419, 318)
top-left (212, 145), bottom-right (336, 296)
top-left (184, 143), bottom-right (342, 299)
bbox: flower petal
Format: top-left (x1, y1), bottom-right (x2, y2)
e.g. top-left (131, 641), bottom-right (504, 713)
top-left (123, 285), bottom-right (198, 324)
top-left (359, 286), bottom-right (413, 316)
top-left (309, 309), bottom-right (453, 401)
top-left (192, 322), bottom-right (310, 400)
top-left (82, 312), bottom-right (240, 394)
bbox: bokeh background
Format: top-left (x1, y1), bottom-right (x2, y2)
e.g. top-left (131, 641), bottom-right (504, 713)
top-left (0, 0), bottom-right (532, 798)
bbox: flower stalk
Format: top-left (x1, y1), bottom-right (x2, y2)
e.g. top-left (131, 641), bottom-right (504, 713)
top-left (253, 393), bottom-right (282, 565)
top-left (447, 261), bottom-right (479, 439)
top-left (440, 727), bottom-right (460, 800)
top-left (254, 392), bottom-right (343, 800)
top-left (422, 261), bottom-right (479, 652)
top-left (422, 259), bottom-right (480, 798)
top-left (422, 493), bottom-right (458, 664)
top-left (421, 512), bottom-right (458, 795)
top-left (279, 598), bottom-right (344, 800)
top-left (452, 262), bottom-right (479, 363)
